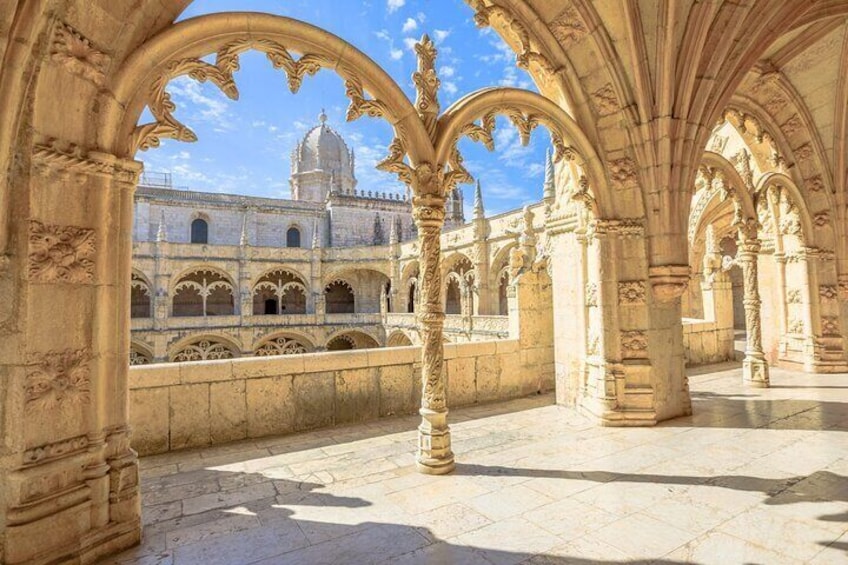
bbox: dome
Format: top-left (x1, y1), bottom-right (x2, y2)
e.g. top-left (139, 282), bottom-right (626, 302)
top-left (295, 110), bottom-right (354, 175)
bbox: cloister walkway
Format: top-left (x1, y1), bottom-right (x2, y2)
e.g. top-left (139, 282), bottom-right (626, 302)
top-left (106, 365), bottom-right (848, 564)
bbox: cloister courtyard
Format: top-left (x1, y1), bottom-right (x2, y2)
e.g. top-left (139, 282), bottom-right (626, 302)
top-left (107, 363), bottom-right (848, 564)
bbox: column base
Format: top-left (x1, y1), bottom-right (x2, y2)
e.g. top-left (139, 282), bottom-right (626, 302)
top-left (416, 408), bottom-right (455, 475)
top-left (743, 354), bottom-right (770, 387)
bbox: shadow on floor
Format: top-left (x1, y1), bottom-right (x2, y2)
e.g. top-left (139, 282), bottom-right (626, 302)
top-left (118, 470), bottom-right (693, 564)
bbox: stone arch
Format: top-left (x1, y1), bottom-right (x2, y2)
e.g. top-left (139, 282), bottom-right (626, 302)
top-left (387, 331), bottom-right (414, 347)
top-left (401, 260), bottom-right (420, 313)
top-left (169, 334), bottom-right (241, 362)
top-left (100, 13), bottom-right (434, 167)
top-left (326, 329), bottom-right (381, 350)
top-left (324, 280), bottom-right (355, 314)
top-left (323, 268), bottom-right (390, 314)
top-left (436, 86), bottom-right (620, 218)
top-left (252, 268), bottom-right (308, 315)
top-left (172, 267), bottom-right (236, 317)
top-left (253, 331), bottom-right (313, 356)
top-left (130, 270), bottom-right (152, 319)
top-left (326, 334), bottom-right (356, 351)
top-left (129, 341), bottom-right (154, 366)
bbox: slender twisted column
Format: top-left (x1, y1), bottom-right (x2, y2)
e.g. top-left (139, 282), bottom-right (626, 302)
top-left (413, 193), bottom-right (455, 474)
top-left (738, 237), bottom-right (770, 387)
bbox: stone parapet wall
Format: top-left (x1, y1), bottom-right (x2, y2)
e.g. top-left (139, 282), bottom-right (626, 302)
top-left (129, 339), bottom-right (554, 456)
top-left (682, 318), bottom-right (736, 366)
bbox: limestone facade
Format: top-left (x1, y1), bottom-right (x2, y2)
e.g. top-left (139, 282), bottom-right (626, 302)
top-left (3, 2), bottom-right (848, 563)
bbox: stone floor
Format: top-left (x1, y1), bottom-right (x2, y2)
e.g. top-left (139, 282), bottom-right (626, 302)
top-left (106, 363), bottom-right (848, 564)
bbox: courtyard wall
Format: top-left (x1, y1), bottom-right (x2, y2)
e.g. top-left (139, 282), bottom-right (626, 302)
top-left (129, 339), bottom-right (554, 455)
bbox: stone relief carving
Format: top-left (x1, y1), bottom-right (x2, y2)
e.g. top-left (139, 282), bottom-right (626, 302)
top-left (786, 289), bottom-right (802, 304)
top-left (50, 21), bottom-right (111, 85)
top-left (822, 317), bottom-right (840, 337)
top-left (470, 1), bottom-right (556, 77)
top-left (172, 340), bottom-right (235, 362)
top-left (620, 331), bottom-right (648, 357)
top-left (25, 349), bottom-right (92, 410)
top-left (23, 435), bottom-right (88, 466)
top-left (585, 283), bottom-right (598, 307)
top-left (549, 4), bottom-right (588, 46)
top-left (134, 37), bottom-right (393, 160)
top-left (794, 144), bottom-right (814, 163)
top-left (129, 349), bottom-right (151, 366)
top-left (813, 212), bottom-right (830, 228)
top-left (413, 34), bottom-right (440, 136)
top-left (788, 318), bottom-right (805, 334)
top-left (805, 176), bottom-right (824, 193)
top-left (591, 84), bottom-right (619, 116)
top-left (819, 285), bottom-right (838, 301)
top-left (781, 114), bottom-right (803, 136)
top-left (619, 281), bottom-right (647, 305)
top-left (28, 220), bottom-right (95, 284)
top-left (255, 337), bottom-right (308, 356)
top-left (608, 157), bottom-right (638, 189)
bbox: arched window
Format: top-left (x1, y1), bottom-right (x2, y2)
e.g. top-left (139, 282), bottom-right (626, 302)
top-left (407, 281), bottom-right (416, 313)
top-left (191, 218), bottom-right (208, 244)
top-left (325, 281), bottom-right (355, 314)
top-left (286, 226), bottom-right (301, 248)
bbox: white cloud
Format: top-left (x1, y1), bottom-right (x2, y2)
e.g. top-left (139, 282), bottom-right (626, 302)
top-left (375, 29), bottom-right (391, 41)
top-left (433, 29), bottom-right (450, 43)
top-left (440, 65), bottom-right (455, 78)
top-left (403, 37), bottom-right (418, 51)
top-left (402, 18), bottom-right (417, 33)
top-left (442, 81), bottom-right (458, 95)
top-left (390, 48), bottom-right (403, 60)
top-left (387, 0), bottom-right (405, 13)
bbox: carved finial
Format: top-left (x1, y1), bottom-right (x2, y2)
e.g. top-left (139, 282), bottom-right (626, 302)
top-left (390, 216), bottom-right (399, 245)
top-left (240, 213), bottom-right (249, 246)
top-left (312, 218), bottom-right (320, 249)
top-left (543, 148), bottom-right (555, 202)
top-left (473, 179), bottom-right (485, 219)
top-left (413, 34), bottom-right (440, 139)
top-left (156, 210), bottom-right (167, 242)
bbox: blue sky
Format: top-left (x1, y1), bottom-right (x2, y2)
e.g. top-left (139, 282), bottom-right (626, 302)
top-left (138, 0), bottom-right (551, 216)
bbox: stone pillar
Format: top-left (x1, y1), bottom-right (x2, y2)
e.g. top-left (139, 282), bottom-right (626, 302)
top-left (413, 193), bottom-right (454, 475)
top-left (738, 237), bottom-right (769, 387)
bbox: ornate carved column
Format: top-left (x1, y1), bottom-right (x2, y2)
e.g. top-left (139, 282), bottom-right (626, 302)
top-left (412, 192), bottom-right (454, 474)
top-left (738, 234), bottom-right (770, 387)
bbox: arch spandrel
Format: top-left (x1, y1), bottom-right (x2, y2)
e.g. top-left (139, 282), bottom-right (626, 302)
top-left (100, 13), bottom-right (433, 165)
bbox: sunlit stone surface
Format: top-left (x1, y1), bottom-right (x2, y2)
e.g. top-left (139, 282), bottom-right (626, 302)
top-left (107, 365), bottom-right (848, 564)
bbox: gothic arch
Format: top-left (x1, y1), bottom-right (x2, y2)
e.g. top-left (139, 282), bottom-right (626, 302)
top-left (129, 341), bottom-right (154, 366)
top-left (387, 331), bottom-right (414, 347)
top-left (170, 264), bottom-right (236, 294)
top-left (99, 13), bottom-right (434, 166)
top-left (168, 334), bottom-right (242, 362)
top-left (253, 332), bottom-right (313, 356)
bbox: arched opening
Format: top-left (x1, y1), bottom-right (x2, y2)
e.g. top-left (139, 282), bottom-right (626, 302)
top-left (387, 331), bottom-right (413, 347)
top-left (286, 226), bottom-right (301, 248)
top-left (129, 343), bottom-right (153, 366)
top-left (445, 277), bottom-right (462, 315)
top-left (407, 280), bottom-right (417, 313)
top-left (254, 334), bottom-right (311, 356)
top-left (497, 270), bottom-right (510, 316)
top-left (172, 269), bottom-right (235, 317)
top-left (324, 280), bottom-right (355, 314)
top-left (170, 337), bottom-right (239, 362)
top-left (190, 218), bottom-right (208, 244)
top-left (131, 273), bottom-right (152, 318)
top-left (253, 270), bottom-right (307, 315)
top-left (326, 335), bottom-right (355, 351)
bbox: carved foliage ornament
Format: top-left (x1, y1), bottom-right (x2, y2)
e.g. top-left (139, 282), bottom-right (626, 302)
top-left (25, 349), bottom-right (91, 410)
top-left (50, 21), bottom-right (111, 85)
top-left (172, 340), bottom-right (235, 362)
top-left (619, 281), bottom-right (647, 305)
top-left (134, 37), bottom-right (389, 155)
top-left (255, 337), bottom-right (308, 356)
top-left (620, 331), bottom-right (648, 357)
top-left (28, 221), bottom-right (95, 284)
top-left (470, 1), bottom-right (556, 77)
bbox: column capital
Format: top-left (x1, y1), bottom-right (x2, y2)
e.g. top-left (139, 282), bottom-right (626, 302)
top-left (648, 265), bottom-right (689, 303)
